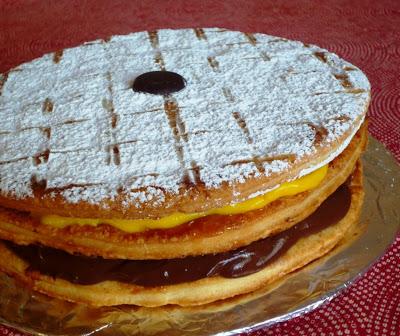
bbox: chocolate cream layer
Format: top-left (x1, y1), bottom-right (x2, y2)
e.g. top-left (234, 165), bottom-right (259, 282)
top-left (4, 183), bottom-right (351, 287)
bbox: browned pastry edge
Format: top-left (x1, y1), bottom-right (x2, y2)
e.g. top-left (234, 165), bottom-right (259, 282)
top-left (0, 124), bottom-right (367, 259)
top-left (0, 112), bottom-right (368, 219)
top-left (0, 161), bottom-right (364, 307)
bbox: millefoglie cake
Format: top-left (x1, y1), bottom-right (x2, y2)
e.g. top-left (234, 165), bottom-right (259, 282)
top-left (0, 28), bottom-right (370, 307)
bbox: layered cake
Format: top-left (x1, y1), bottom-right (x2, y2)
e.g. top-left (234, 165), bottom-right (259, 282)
top-left (0, 28), bottom-right (370, 306)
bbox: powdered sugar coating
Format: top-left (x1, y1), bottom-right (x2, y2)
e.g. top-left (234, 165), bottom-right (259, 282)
top-left (0, 28), bottom-right (370, 207)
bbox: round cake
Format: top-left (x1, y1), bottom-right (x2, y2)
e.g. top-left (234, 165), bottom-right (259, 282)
top-left (0, 28), bottom-right (370, 306)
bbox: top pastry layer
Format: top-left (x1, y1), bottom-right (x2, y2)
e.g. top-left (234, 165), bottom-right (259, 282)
top-left (0, 28), bottom-right (370, 218)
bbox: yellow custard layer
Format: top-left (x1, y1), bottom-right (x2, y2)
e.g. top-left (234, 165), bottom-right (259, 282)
top-left (41, 165), bottom-right (328, 233)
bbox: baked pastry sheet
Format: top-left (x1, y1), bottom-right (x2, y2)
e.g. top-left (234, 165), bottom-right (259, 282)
top-left (0, 137), bottom-right (398, 335)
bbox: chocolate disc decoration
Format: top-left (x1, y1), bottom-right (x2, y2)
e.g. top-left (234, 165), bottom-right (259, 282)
top-left (132, 71), bottom-right (186, 95)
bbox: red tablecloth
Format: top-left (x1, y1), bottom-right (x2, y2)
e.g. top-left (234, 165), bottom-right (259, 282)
top-left (0, 1), bottom-right (399, 335)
